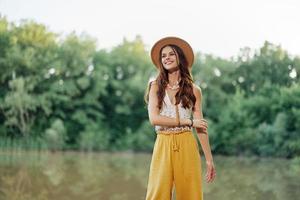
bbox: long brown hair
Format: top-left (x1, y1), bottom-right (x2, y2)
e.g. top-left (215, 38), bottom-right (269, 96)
top-left (144, 44), bottom-right (196, 111)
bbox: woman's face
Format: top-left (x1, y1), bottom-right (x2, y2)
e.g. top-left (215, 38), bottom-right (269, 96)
top-left (161, 46), bottom-right (179, 70)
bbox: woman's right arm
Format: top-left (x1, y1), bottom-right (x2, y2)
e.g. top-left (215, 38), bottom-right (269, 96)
top-left (148, 82), bottom-right (191, 127)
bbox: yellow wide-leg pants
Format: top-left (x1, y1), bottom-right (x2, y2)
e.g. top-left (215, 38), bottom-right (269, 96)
top-left (145, 131), bottom-right (203, 200)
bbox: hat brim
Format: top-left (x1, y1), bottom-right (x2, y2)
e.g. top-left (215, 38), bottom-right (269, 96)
top-left (150, 36), bottom-right (194, 69)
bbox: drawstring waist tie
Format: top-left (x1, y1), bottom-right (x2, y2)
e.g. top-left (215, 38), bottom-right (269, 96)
top-left (157, 130), bottom-right (192, 152)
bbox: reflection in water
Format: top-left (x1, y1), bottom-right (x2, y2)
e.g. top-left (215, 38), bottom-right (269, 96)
top-left (203, 156), bottom-right (300, 200)
top-left (0, 151), bottom-right (299, 200)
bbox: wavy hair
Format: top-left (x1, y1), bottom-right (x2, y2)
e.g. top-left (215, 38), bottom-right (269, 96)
top-left (144, 44), bottom-right (196, 111)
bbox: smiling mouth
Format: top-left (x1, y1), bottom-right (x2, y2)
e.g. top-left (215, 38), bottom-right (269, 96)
top-left (165, 61), bottom-right (173, 65)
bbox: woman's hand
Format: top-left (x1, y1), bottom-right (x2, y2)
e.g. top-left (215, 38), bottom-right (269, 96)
top-left (205, 161), bottom-right (216, 183)
top-left (193, 118), bottom-right (208, 132)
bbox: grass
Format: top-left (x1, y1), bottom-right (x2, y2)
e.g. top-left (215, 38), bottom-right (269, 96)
top-left (0, 137), bottom-right (48, 152)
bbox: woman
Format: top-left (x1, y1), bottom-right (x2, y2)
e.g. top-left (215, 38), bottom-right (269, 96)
top-left (144, 36), bottom-right (216, 200)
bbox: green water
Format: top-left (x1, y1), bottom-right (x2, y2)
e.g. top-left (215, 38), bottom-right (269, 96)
top-left (0, 151), bottom-right (299, 200)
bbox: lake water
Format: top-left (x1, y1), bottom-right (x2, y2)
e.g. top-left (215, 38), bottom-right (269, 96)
top-left (0, 151), bottom-right (299, 200)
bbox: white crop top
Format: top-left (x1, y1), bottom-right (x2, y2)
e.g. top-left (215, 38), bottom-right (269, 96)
top-left (149, 90), bottom-right (193, 133)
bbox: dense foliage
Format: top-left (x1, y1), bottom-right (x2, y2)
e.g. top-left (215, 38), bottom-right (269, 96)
top-left (0, 17), bottom-right (299, 157)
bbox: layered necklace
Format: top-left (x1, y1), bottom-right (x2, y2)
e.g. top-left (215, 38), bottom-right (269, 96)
top-left (167, 80), bottom-right (180, 90)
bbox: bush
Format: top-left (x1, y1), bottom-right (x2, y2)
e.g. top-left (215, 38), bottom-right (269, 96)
top-left (78, 123), bottom-right (110, 151)
top-left (44, 119), bottom-right (67, 151)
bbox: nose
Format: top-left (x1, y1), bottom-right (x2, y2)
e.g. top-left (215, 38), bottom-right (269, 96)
top-left (165, 55), bottom-right (171, 61)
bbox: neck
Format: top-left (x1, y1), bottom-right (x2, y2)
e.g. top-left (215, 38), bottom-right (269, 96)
top-left (168, 68), bottom-right (180, 85)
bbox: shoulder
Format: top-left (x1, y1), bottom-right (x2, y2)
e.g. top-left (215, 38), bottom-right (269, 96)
top-left (150, 80), bottom-right (158, 86)
top-left (192, 83), bottom-right (202, 95)
top-left (149, 80), bottom-right (159, 93)
top-left (192, 83), bottom-right (202, 99)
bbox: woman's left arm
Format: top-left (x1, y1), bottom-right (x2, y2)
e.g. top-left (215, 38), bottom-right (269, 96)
top-left (192, 84), bottom-right (216, 183)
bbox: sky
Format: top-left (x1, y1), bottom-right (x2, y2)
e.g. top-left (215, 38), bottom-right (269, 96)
top-left (1, 0), bottom-right (300, 59)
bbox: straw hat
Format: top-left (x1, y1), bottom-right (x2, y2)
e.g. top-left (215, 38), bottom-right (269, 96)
top-left (150, 36), bottom-right (194, 69)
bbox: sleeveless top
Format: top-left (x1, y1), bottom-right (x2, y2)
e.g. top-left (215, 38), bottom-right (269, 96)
top-left (150, 90), bottom-right (193, 133)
